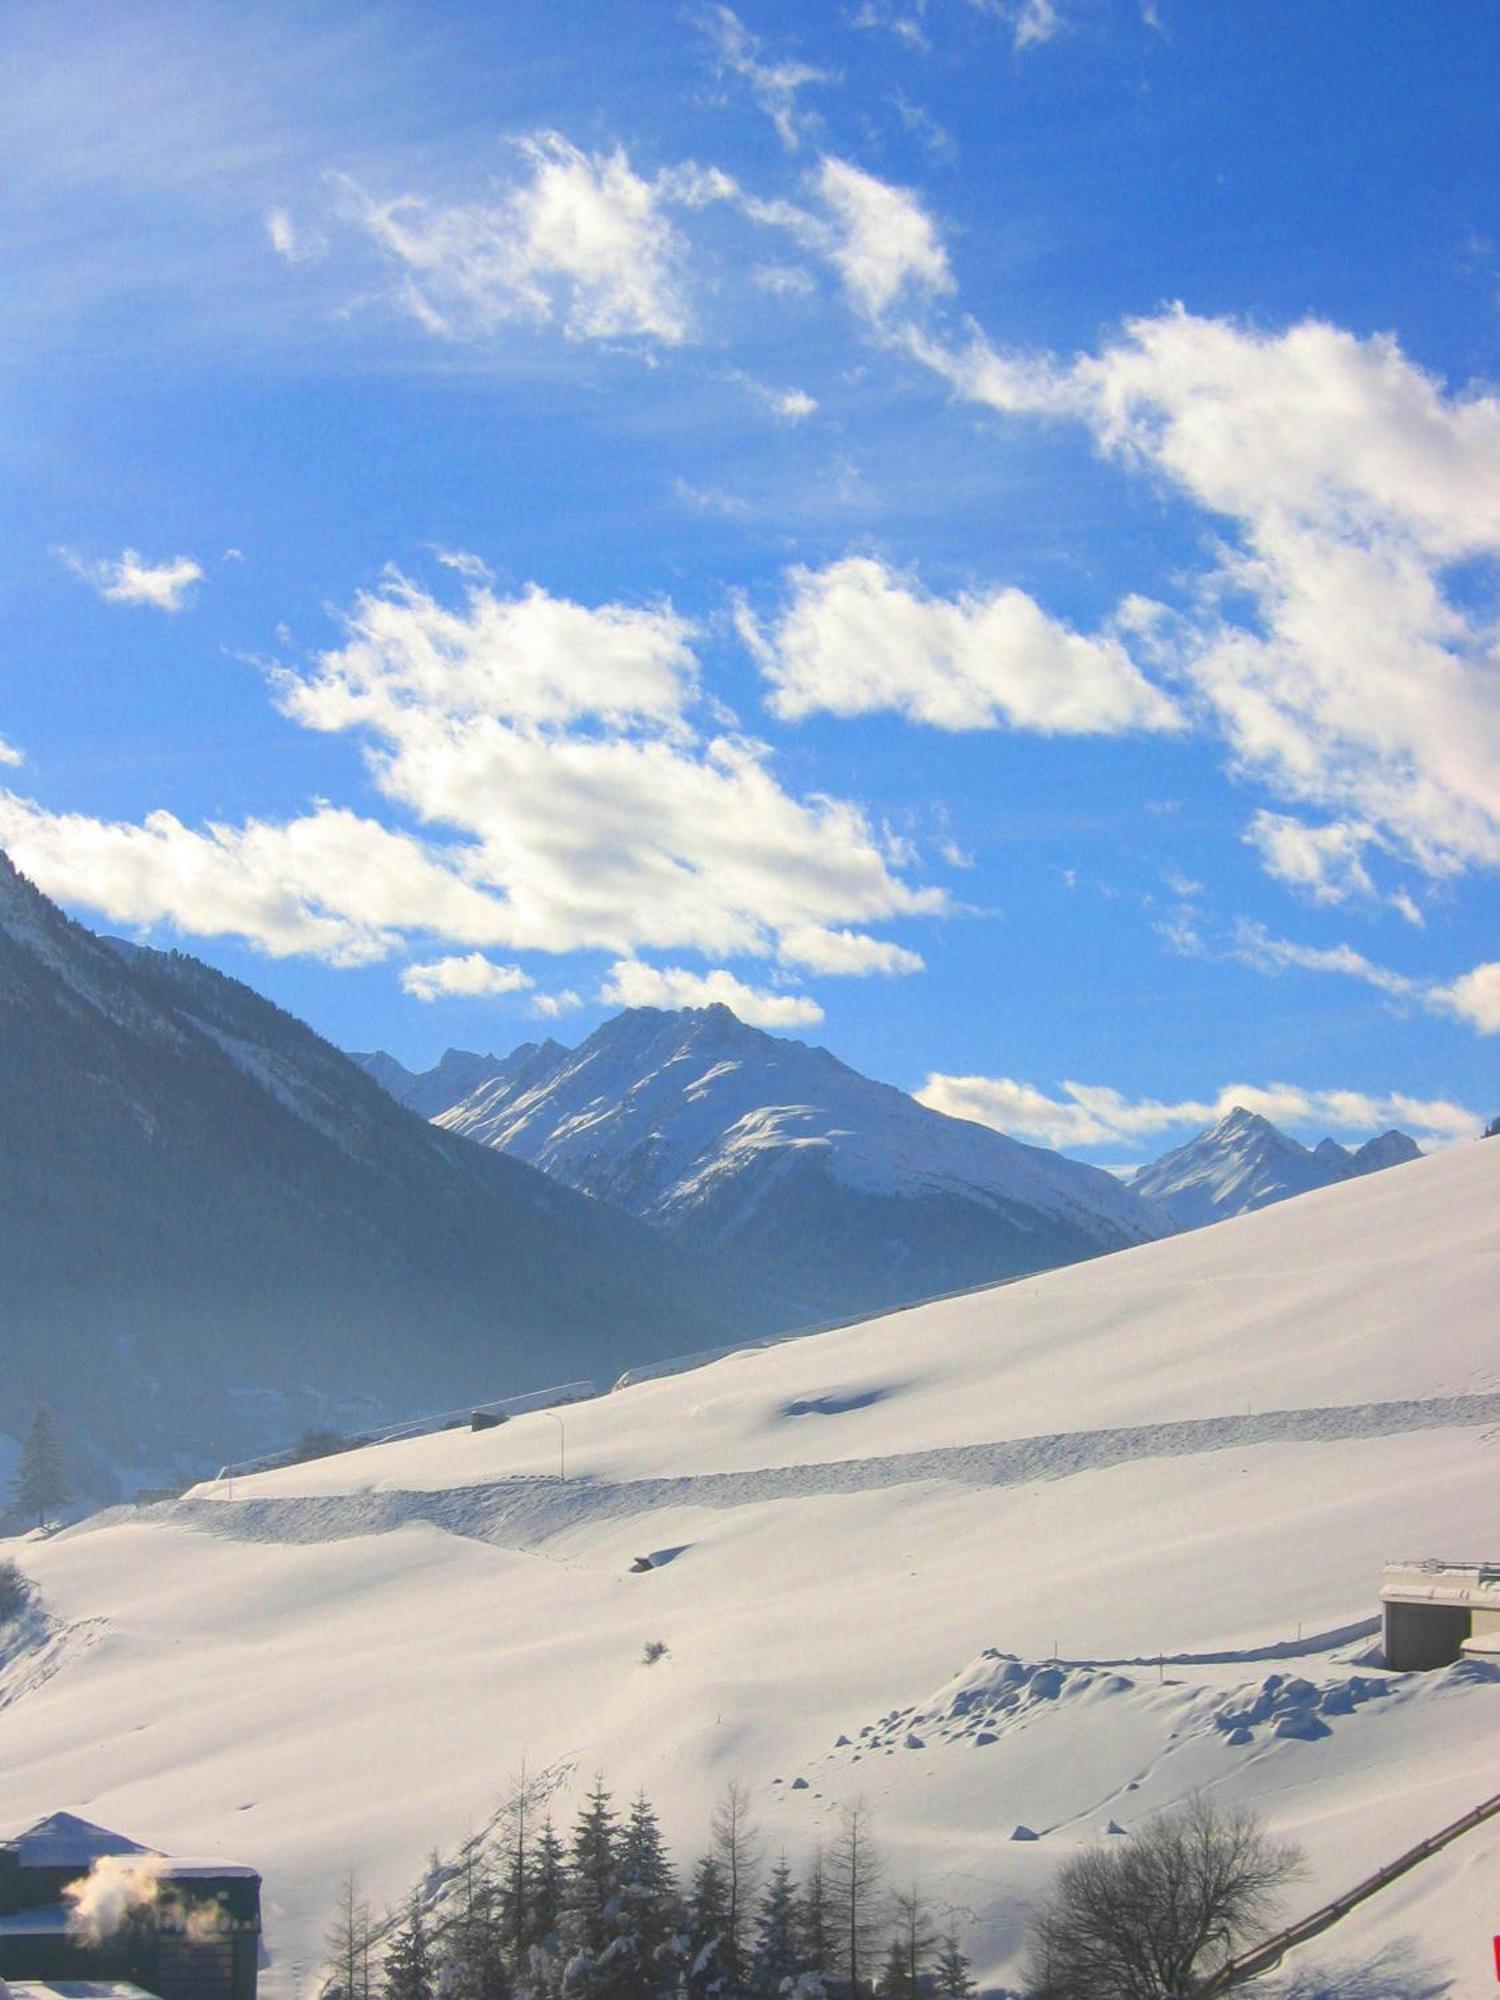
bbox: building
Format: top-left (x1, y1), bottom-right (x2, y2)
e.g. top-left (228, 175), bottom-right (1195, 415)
top-left (0, 1815), bottom-right (260, 2000)
top-left (1381, 1558), bottom-right (1500, 1670)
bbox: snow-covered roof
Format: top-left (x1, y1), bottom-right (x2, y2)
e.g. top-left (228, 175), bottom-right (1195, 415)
top-left (6, 1985), bottom-right (165, 1998)
top-left (2, 1817), bottom-right (154, 1870)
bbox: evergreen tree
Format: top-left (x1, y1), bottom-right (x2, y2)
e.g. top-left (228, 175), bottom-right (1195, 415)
top-left (14, 1405), bottom-right (70, 1529)
top-left (792, 1848), bottom-right (835, 1983)
top-left (932, 1930), bottom-right (975, 2000)
top-left (385, 1892), bottom-right (436, 2000)
top-left (750, 1857), bottom-right (799, 1997)
top-left (563, 1779), bottom-right (622, 1960)
top-left (615, 1792), bottom-right (680, 2000)
top-left (443, 1844), bottom-right (507, 2000)
top-left (684, 1853), bottom-right (731, 2000)
top-left (527, 1819), bottom-right (568, 1953)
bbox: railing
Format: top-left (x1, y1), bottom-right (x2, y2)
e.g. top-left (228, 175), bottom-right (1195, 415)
top-left (1198, 1787), bottom-right (1500, 1992)
top-left (212, 1378), bottom-right (596, 1484)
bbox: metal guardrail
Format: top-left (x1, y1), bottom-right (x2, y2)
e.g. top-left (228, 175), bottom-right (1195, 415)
top-left (213, 1378), bottom-right (596, 1483)
top-left (611, 1267), bottom-right (1033, 1391)
top-left (1198, 1787), bottom-right (1500, 1992)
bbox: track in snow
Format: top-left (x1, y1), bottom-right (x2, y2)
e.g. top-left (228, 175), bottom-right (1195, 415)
top-left (163, 1392), bottom-right (1500, 1553)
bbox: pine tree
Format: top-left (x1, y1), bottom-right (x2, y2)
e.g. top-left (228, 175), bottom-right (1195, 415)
top-left (14, 1405), bottom-right (70, 1530)
top-left (528, 1819), bottom-right (568, 1952)
top-left (385, 1892), bottom-right (436, 2000)
top-left (710, 1780), bottom-right (762, 1994)
top-left (792, 1848), bottom-right (835, 1983)
top-left (932, 1929), bottom-right (975, 2000)
top-left (684, 1853), bottom-right (731, 2000)
top-left (443, 1843), bottom-right (507, 2000)
top-left (750, 1857), bottom-right (799, 1997)
top-left (563, 1779), bottom-right (622, 1960)
top-left (615, 1791), bottom-right (680, 2000)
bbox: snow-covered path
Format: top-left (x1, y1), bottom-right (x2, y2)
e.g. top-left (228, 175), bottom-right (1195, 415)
top-left (165, 1390), bottom-right (1500, 1552)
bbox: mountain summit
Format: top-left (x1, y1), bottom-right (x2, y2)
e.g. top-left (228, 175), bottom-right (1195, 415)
top-left (1131, 1105), bottom-right (1422, 1230)
top-left (363, 1004), bottom-right (1164, 1328)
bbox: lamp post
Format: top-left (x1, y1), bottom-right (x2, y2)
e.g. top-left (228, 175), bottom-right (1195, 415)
top-left (541, 1409), bottom-right (566, 1480)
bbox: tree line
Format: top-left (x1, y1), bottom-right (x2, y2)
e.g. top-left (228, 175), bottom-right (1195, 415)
top-left (325, 1777), bottom-right (977, 2000)
top-left (326, 1780), bottom-right (1302, 2000)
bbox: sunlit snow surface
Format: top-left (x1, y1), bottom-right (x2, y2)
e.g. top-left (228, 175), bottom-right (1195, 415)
top-left (3, 1141), bottom-right (1497, 1996)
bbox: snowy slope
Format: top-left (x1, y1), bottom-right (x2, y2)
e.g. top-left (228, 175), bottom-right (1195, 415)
top-left (1131, 1106), bottom-right (1422, 1231)
top-left (1, 1139), bottom-right (1496, 1997)
top-left (422, 1004), bottom-right (1163, 1325)
top-left (352, 1043), bottom-right (566, 1121)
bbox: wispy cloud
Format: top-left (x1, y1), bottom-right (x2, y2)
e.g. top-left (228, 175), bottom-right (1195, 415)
top-left (339, 135), bottom-right (700, 346)
top-left (700, 6), bottom-right (836, 152)
top-left (58, 547), bottom-right (203, 612)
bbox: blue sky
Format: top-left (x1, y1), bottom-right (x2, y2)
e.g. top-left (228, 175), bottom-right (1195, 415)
top-left (2, 0), bottom-right (1497, 1161)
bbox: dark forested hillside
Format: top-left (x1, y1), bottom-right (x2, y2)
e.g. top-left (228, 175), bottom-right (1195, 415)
top-left (0, 856), bottom-right (724, 1481)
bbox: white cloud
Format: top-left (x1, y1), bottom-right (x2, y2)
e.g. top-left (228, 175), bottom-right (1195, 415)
top-left (701, 6), bottom-right (834, 152)
top-left (0, 738), bottom-right (24, 768)
top-left (749, 262), bottom-right (816, 300)
top-left (1429, 961), bottom-right (1500, 1035)
top-left (918, 1070), bottom-right (1479, 1151)
top-left (1012, 0), bottom-right (1063, 49)
top-left (1228, 918), bottom-right (1418, 1000)
top-left (740, 554), bottom-right (1182, 735)
top-left (531, 988), bottom-right (583, 1019)
top-left (0, 795), bottom-right (512, 966)
top-left (4, 566), bottom-right (941, 985)
top-left (776, 923), bottom-right (923, 975)
top-left (58, 547), bottom-right (203, 612)
top-left (812, 157), bottom-right (953, 319)
top-left (600, 958), bottom-right (823, 1028)
top-left (265, 206), bottom-right (324, 264)
top-left (1243, 811), bottom-right (1378, 906)
top-left (342, 134), bottom-right (696, 345)
top-left (673, 479), bottom-right (751, 517)
top-left (912, 309), bottom-right (1500, 889)
top-left (400, 953), bottom-right (534, 1002)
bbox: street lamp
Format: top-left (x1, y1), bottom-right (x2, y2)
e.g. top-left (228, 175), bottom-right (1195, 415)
top-left (540, 1409), bottom-right (566, 1480)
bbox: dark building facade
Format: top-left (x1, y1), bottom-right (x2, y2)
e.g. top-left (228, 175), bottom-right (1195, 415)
top-left (0, 1814), bottom-right (260, 2000)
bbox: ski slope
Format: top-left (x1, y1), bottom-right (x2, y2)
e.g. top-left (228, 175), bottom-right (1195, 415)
top-left (2, 1139), bottom-right (1497, 1997)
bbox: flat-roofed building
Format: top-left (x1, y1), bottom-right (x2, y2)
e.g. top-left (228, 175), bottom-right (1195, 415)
top-left (1381, 1558), bottom-right (1500, 1670)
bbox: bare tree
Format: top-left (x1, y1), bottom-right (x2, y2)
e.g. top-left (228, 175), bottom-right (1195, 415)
top-left (879, 1885), bottom-right (937, 2000)
top-left (1023, 1795), bottom-right (1303, 2000)
top-left (325, 1871), bottom-right (376, 2000)
top-left (827, 1802), bottom-right (882, 1998)
top-left (711, 1777), bottom-right (764, 1989)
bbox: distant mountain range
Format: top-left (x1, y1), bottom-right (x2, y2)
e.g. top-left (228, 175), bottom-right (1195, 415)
top-left (1129, 1106), bottom-right (1422, 1230)
top-left (362, 1031), bottom-right (1427, 1302)
top-left (356, 1006), bottom-right (1164, 1327)
top-left (0, 856), bottom-right (725, 1485)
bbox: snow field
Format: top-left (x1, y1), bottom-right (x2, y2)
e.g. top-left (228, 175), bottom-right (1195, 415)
top-left (0, 1138), bottom-right (1495, 1995)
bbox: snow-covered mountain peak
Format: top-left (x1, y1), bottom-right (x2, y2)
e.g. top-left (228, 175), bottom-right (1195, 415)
top-left (1134, 1104), bottom-right (1423, 1231)
top-left (416, 1002), bottom-right (1163, 1326)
